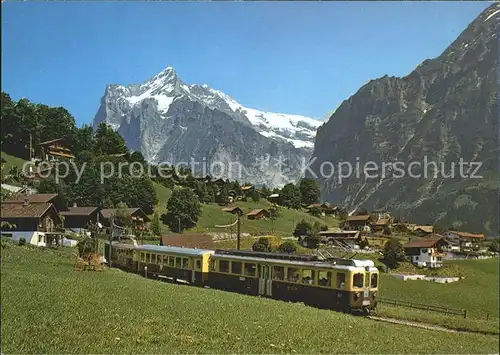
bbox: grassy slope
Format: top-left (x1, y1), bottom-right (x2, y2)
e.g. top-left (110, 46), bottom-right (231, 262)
top-left (1, 241), bottom-right (498, 354)
top-left (378, 258), bottom-right (499, 332)
top-left (1, 151), bottom-right (27, 171)
top-left (153, 182), bottom-right (340, 236)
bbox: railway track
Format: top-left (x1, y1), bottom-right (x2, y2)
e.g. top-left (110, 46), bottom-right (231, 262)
top-left (367, 315), bottom-right (499, 336)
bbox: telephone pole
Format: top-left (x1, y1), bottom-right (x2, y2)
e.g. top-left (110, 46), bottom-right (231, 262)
top-left (236, 213), bottom-right (241, 250)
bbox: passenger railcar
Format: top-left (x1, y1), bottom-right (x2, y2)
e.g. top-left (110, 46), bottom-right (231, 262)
top-left (106, 242), bottom-right (378, 313)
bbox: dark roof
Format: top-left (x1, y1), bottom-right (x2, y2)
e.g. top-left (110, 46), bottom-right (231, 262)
top-left (100, 208), bottom-right (150, 221)
top-left (1, 202), bottom-right (54, 219)
top-left (60, 207), bottom-right (99, 216)
top-left (221, 206), bottom-right (243, 215)
top-left (247, 208), bottom-right (268, 216)
top-left (403, 237), bottom-right (447, 249)
top-left (346, 215), bottom-right (371, 221)
top-left (39, 138), bottom-right (66, 146)
top-left (5, 193), bottom-right (59, 204)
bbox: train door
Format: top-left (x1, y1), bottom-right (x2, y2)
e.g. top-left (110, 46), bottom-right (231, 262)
top-left (258, 264), bottom-right (272, 296)
top-left (362, 271), bottom-right (370, 306)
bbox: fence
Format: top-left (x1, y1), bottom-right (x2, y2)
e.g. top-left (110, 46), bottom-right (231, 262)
top-left (377, 297), bottom-right (467, 318)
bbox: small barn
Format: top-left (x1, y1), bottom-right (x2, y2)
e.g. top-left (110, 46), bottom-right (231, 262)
top-left (100, 208), bottom-right (150, 230)
top-left (247, 209), bottom-right (270, 220)
top-left (413, 225), bottom-right (434, 237)
top-left (221, 206), bottom-right (244, 216)
top-left (60, 206), bottom-right (101, 231)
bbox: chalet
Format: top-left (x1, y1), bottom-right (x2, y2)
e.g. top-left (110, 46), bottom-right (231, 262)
top-left (221, 206), bottom-right (244, 216)
top-left (372, 218), bottom-right (391, 234)
top-left (413, 225), bottom-right (434, 237)
top-left (306, 203), bottom-right (338, 216)
top-left (247, 209), bottom-right (270, 220)
top-left (5, 193), bottom-right (66, 212)
top-left (268, 193), bottom-right (280, 204)
top-left (372, 208), bottom-right (391, 220)
top-left (442, 231), bottom-right (485, 251)
top-left (403, 237), bottom-right (449, 268)
top-left (343, 215), bottom-right (372, 231)
top-left (0, 201), bottom-right (62, 246)
top-left (39, 138), bottom-right (75, 162)
top-left (100, 208), bottom-right (150, 230)
top-left (60, 206), bottom-right (101, 231)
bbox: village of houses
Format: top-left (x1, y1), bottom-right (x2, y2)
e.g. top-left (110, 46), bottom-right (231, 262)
top-left (1, 137), bottom-right (497, 278)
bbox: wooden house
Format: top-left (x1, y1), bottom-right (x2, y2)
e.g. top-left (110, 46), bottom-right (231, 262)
top-left (100, 208), bottom-right (150, 230)
top-left (5, 193), bottom-right (66, 213)
top-left (39, 138), bottom-right (75, 162)
top-left (343, 215), bottom-right (373, 231)
top-left (372, 218), bottom-right (391, 234)
top-left (60, 206), bottom-right (101, 231)
top-left (221, 206), bottom-right (244, 216)
top-left (0, 201), bottom-right (63, 246)
top-left (246, 209), bottom-right (270, 220)
top-left (413, 225), bottom-right (434, 237)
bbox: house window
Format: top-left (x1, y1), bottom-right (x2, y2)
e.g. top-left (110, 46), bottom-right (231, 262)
top-left (421, 248), bottom-right (428, 254)
top-left (273, 266), bottom-right (284, 281)
top-left (244, 263), bottom-right (256, 276)
top-left (318, 271), bottom-right (331, 287)
top-left (231, 261), bottom-right (242, 274)
top-left (219, 260), bottom-right (229, 273)
top-left (415, 256), bottom-right (419, 260)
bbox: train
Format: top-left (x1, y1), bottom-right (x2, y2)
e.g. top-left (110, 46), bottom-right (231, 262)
top-left (106, 242), bottom-right (379, 313)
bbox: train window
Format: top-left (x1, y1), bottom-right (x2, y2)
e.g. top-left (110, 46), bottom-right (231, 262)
top-left (318, 271), bottom-right (331, 287)
top-left (210, 259), bottom-right (216, 271)
top-left (146, 253), bottom-right (151, 263)
top-left (371, 273), bottom-right (378, 288)
top-left (302, 269), bottom-right (315, 285)
top-left (140, 253), bottom-right (145, 262)
top-left (337, 273), bottom-right (346, 289)
top-left (175, 257), bottom-right (182, 268)
top-left (353, 273), bottom-right (363, 288)
top-left (273, 266), bottom-right (284, 281)
top-left (244, 263), bottom-right (256, 276)
top-left (151, 254), bottom-right (156, 264)
top-left (195, 259), bottom-right (202, 270)
top-left (364, 273), bottom-right (370, 287)
top-left (157, 255), bottom-right (162, 265)
top-left (231, 261), bottom-right (242, 274)
top-left (168, 256), bottom-right (175, 267)
top-left (219, 260), bottom-right (230, 273)
top-left (287, 268), bottom-right (300, 283)
top-left (163, 255), bottom-right (168, 265)
top-left (182, 258), bottom-right (189, 269)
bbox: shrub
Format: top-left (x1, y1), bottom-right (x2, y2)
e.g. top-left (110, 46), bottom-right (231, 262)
top-left (293, 220), bottom-right (312, 238)
top-left (488, 239), bottom-right (499, 253)
top-left (309, 207), bottom-right (323, 217)
top-left (252, 242), bottom-right (268, 252)
top-left (383, 239), bottom-right (405, 268)
top-left (303, 235), bottom-right (321, 249)
top-left (278, 241), bottom-right (297, 254)
top-left (18, 237), bottom-right (26, 246)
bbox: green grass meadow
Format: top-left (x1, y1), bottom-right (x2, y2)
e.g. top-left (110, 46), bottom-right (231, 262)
top-left (2, 241), bottom-right (499, 353)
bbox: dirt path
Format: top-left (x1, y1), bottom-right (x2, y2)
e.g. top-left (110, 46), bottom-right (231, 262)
top-left (367, 316), bottom-right (460, 333)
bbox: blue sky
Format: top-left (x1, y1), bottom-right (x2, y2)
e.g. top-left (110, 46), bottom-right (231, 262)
top-left (2, 1), bottom-right (490, 126)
